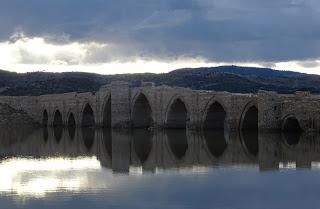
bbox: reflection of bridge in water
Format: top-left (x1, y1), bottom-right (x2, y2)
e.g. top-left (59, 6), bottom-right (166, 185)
top-left (1, 127), bottom-right (320, 173)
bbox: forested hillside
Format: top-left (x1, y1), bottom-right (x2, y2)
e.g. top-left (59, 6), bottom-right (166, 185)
top-left (0, 66), bottom-right (318, 96)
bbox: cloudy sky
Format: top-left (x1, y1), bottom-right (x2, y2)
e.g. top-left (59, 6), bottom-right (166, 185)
top-left (1, 0), bottom-right (320, 74)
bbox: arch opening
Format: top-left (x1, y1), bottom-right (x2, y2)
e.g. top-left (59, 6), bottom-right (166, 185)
top-left (240, 106), bottom-right (259, 156)
top-left (103, 97), bottom-right (111, 128)
top-left (82, 103), bottom-right (95, 127)
top-left (166, 98), bottom-right (188, 129)
top-left (241, 106), bottom-right (258, 131)
top-left (166, 130), bottom-right (188, 160)
top-left (283, 117), bottom-right (302, 133)
top-left (282, 117), bottom-right (302, 145)
top-left (53, 110), bottom-right (63, 127)
top-left (132, 94), bottom-right (153, 128)
top-left (42, 110), bottom-right (48, 127)
top-left (132, 129), bottom-right (153, 164)
top-left (67, 113), bottom-right (76, 127)
top-left (204, 102), bottom-right (226, 130)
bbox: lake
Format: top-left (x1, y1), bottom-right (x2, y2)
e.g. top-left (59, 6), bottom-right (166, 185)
top-left (0, 127), bottom-right (319, 209)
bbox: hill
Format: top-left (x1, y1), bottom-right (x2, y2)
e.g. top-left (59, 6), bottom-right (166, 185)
top-left (0, 66), bottom-right (318, 96)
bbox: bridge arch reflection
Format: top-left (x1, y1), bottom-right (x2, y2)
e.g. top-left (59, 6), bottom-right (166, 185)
top-left (132, 129), bottom-right (153, 164)
top-left (6, 126), bottom-right (320, 176)
top-left (82, 128), bottom-right (95, 152)
top-left (53, 126), bottom-right (63, 143)
top-left (166, 129), bottom-right (188, 160)
top-left (68, 126), bottom-right (76, 141)
top-left (203, 130), bottom-right (228, 158)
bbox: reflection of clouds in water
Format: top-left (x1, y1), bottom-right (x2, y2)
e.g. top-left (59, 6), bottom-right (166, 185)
top-left (0, 157), bottom-right (102, 198)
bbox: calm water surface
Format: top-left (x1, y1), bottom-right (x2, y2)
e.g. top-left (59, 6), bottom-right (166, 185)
top-left (0, 127), bottom-right (319, 209)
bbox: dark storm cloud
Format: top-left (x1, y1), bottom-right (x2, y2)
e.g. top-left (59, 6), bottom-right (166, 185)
top-left (1, 0), bottom-right (320, 63)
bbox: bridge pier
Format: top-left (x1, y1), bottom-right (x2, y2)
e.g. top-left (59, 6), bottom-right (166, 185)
top-left (258, 91), bottom-right (282, 132)
top-left (111, 82), bottom-right (131, 128)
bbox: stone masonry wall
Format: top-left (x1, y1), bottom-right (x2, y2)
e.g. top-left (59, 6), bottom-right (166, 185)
top-left (0, 82), bottom-right (317, 132)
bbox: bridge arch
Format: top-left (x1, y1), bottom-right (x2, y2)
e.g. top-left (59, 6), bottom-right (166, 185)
top-left (53, 110), bottom-right (63, 127)
top-left (67, 112), bottom-right (76, 127)
top-left (67, 112), bottom-right (76, 140)
top-left (282, 115), bottom-right (302, 133)
top-left (102, 96), bottom-right (111, 128)
top-left (81, 103), bottom-right (95, 127)
top-left (282, 115), bottom-right (302, 145)
top-left (132, 92), bottom-right (153, 128)
top-left (240, 102), bottom-right (258, 132)
top-left (42, 109), bottom-right (48, 127)
top-left (166, 96), bottom-right (189, 129)
top-left (203, 99), bottom-right (227, 130)
top-left (239, 102), bottom-right (259, 157)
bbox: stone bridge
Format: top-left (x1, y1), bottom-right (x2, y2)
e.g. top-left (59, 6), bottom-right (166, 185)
top-left (0, 82), bottom-right (319, 132)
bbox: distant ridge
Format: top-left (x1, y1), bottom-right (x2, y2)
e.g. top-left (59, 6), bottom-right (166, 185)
top-left (0, 66), bottom-right (318, 96)
top-left (172, 66), bottom-right (302, 77)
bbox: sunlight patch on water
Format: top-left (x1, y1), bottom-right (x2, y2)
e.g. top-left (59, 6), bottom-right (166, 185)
top-left (129, 166), bottom-right (143, 175)
top-left (0, 157), bottom-right (101, 197)
top-left (310, 162), bottom-right (320, 169)
top-left (279, 162), bottom-right (296, 170)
